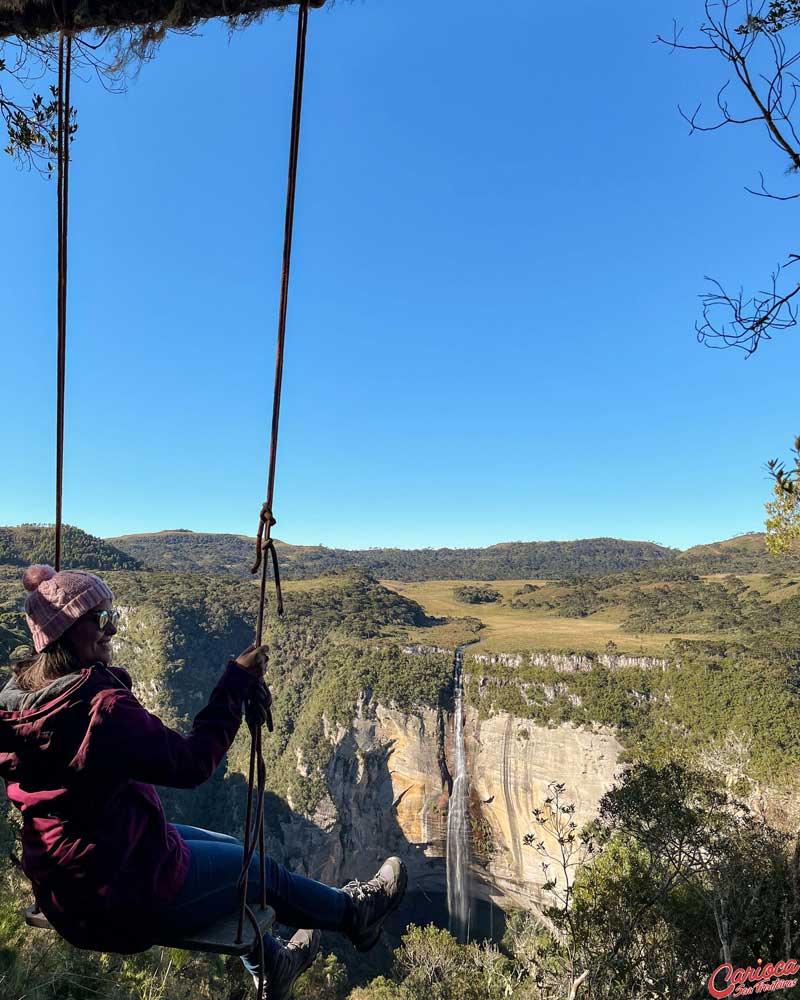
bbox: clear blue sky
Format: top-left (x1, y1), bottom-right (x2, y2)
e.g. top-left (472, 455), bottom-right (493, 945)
top-left (2, 0), bottom-right (798, 550)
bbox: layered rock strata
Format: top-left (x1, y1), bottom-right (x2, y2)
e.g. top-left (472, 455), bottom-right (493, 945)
top-left (270, 700), bottom-right (624, 919)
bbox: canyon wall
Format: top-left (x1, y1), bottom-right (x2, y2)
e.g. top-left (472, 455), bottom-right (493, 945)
top-left (269, 696), bottom-right (624, 920)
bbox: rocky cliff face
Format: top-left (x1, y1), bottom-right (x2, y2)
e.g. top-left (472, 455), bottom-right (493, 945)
top-left (463, 711), bottom-right (622, 912)
top-left (268, 694), bottom-right (624, 923)
top-left (107, 593), bottom-right (628, 924)
top-left (470, 650), bottom-right (670, 673)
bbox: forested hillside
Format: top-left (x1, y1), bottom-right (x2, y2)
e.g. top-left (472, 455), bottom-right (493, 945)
top-left (675, 531), bottom-right (800, 574)
top-left (5, 523), bottom-right (795, 582)
top-left (0, 524), bottom-right (141, 571)
top-left (107, 528), bottom-right (800, 579)
top-left (109, 529), bottom-right (676, 579)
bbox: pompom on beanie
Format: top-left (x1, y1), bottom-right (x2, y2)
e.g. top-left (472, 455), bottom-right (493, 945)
top-left (23, 565), bottom-right (114, 653)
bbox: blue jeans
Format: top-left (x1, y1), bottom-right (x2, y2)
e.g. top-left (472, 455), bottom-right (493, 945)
top-left (157, 825), bottom-right (352, 976)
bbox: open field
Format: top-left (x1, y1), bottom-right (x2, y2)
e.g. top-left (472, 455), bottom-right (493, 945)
top-left (381, 578), bottom-right (737, 655)
top-left (383, 578), bottom-right (667, 654)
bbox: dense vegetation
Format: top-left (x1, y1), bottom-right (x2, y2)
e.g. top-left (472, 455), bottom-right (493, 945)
top-left (7, 523), bottom-right (800, 582)
top-left (335, 763), bottom-right (800, 999)
top-left (109, 527), bottom-right (800, 579)
top-left (106, 529), bottom-right (677, 580)
top-left (0, 524), bottom-right (141, 571)
top-left (675, 531), bottom-right (800, 575)
top-left (1, 762), bottom-right (789, 1000)
top-left (452, 585), bottom-right (501, 604)
top-left (504, 570), bottom-right (798, 635)
top-left (465, 587), bottom-right (800, 788)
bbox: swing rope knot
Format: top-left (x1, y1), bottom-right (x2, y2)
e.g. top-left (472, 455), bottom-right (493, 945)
top-left (238, 0), bottom-right (312, 957)
top-left (259, 502), bottom-right (277, 530)
top-left (251, 503), bottom-right (277, 574)
top-left (251, 502), bottom-right (284, 617)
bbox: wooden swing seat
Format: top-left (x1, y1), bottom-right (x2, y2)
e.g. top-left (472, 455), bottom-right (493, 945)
top-left (24, 903), bottom-right (275, 957)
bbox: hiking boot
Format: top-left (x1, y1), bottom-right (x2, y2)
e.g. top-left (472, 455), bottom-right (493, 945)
top-left (253, 928), bottom-right (320, 1000)
top-left (341, 856), bottom-right (408, 952)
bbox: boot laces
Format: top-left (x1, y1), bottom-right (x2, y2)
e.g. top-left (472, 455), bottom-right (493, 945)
top-left (342, 876), bottom-right (385, 902)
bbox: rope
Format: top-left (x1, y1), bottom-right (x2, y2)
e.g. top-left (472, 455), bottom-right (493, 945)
top-left (22, 23), bottom-right (74, 921)
top-left (35, 4), bottom-right (316, 970)
top-left (237, 0), bottom-right (312, 947)
top-left (54, 30), bottom-right (73, 573)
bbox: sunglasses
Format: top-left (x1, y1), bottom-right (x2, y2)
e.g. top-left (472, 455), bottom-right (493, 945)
top-left (92, 609), bottom-right (121, 631)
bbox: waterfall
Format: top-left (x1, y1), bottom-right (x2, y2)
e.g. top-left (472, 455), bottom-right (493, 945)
top-left (446, 644), bottom-right (472, 943)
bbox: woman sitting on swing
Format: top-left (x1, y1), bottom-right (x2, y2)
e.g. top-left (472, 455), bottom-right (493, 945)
top-left (0, 565), bottom-right (407, 1000)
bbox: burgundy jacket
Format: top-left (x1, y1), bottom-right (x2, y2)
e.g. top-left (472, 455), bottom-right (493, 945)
top-left (0, 659), bottom-right (256, 953)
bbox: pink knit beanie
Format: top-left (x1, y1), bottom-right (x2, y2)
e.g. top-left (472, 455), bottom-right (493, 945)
top-left (23, 565), bottom-right (115, 653)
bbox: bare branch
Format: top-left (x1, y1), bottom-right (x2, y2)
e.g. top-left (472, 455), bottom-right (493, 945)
top-left (696, 264), bottom-right (800, 353)
top-left (744, 167), bottom-right (800, 195)
top-left (660, 0), bottom-right (800, 351)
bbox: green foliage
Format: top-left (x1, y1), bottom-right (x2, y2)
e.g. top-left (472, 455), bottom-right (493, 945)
top-left (0, 524), bottom-right (141, 571)
top-left (765, 436), bottom-right (800, 554)
top-left (621, 576), bottom-right (775, 633)
top-left (0, 44), bottom-right (63, 168)
top-left (452, 585), bottom-right (501, 605)
top-left (348, 978), bottom-right (406, 1000)
top-left (395, 924), bottom-right (480, 1000)
top-left (15, 522), bottom-right (800, 582)
top-left (741, 0), bottom-right (800, 34)
top-left (509, 577), bottom-right (610, 617)
top-left (0, 566), bottom-right (451, 830)
top-left (0, 562), bottom-right (457, 1000)
top-left (766, 480), bottom-right (800, 556)
top-left (497, 567), bottom-right (797, 636)
top-left (5, 523), bottom-right (800, 998)
top-left (251, 630), bottom-right (451, 818)
top-left (671, 532), bottom-right (800, 575)
top-left (280, 570), bottom-right (431, 638)
top-left (0, 836), bottom-right (239, 1000)
top-left (294, 951), bottom-right (349, 1000)
top-left (109, 531), bottom-right (677, 581)
top-left (467, 590), bottom-right (800, 786)
top-left (521, 765), bottom-right (800, 999)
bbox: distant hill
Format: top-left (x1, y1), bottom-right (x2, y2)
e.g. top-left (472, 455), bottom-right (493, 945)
top-left (674, 532), bottom-right (800, 575)
top-left (107, 529), bottom-right (263, 574)
top-left (5, 525), bottom-right (794, 581)
top-left (107, 530), bottom-right (677, 581)
top-left (0, 524), bottom-right (141, 572)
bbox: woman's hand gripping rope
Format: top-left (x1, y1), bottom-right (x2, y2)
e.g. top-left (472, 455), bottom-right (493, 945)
top-left (235, 644), bottom-right (274, 733)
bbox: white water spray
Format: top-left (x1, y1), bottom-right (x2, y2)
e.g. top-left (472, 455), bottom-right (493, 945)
top-left (446, 645), bottom-right (472, 942)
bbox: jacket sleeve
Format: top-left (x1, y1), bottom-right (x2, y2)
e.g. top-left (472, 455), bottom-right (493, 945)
top-left (72, 662), bottom-right (258, 789)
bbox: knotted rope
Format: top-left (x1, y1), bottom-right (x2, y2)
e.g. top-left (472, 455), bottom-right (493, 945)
top-left (236, 6), bottom-right (313, 991)
top-left (43, 8), bottom-right (316, 987)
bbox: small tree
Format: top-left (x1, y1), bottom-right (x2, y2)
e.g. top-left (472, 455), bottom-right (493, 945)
top-left (396, 924), bottom-right (478, 1000)
top-left (524, 764), bottom-right (800, 999)
top-left (522, 782), bottom-right (594, 999)
top-left (766, 435), bottom-right (800, 552)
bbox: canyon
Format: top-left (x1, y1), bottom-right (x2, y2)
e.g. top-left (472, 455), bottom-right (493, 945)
top-left (264, 650), bottom-right (628, 934)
